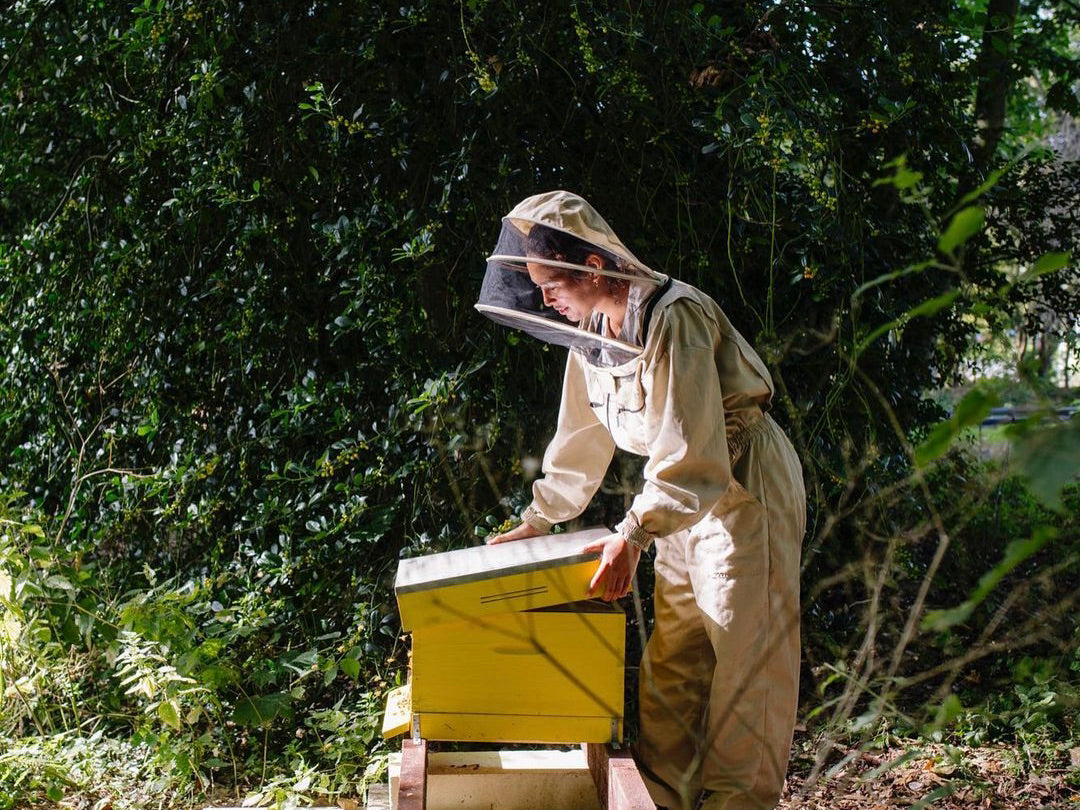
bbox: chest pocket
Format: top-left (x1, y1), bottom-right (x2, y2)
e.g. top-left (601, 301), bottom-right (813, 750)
top-left (586, 363), bottom-right (650, 456)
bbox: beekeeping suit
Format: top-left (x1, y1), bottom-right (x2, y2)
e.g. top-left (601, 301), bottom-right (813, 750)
top-left (477, 191), bottom-right (805, 810)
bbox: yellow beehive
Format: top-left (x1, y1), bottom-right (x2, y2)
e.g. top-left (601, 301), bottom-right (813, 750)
top-left (388, 528), bottom-right (626, 745)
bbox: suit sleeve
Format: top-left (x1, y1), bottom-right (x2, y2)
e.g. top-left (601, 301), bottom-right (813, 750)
top-left (617, 302), bottom-right (732, 547)
top-left (524, 350), bottom-right (616, 531)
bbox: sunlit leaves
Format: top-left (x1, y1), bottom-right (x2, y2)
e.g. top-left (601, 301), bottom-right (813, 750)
top-left (1017, 251), bottom-right (1071, 285)
top-left (915, 386), bottom-right (1001, 468)
top-left (855, 290), bottom-right (960, 359)
top-left (937, 206), bottom-right (985, 257)
top-left (874, 154), bottom-right (924, 192)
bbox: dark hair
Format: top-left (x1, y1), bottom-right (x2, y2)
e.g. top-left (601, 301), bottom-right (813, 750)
top-left (525, 223), bottom-right (619, 272)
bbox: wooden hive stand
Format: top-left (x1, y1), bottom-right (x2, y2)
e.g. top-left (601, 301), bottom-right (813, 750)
top-left (382, 528), bottom-right (655, 810)
top-left (389, 738), bottom-right (654, 810)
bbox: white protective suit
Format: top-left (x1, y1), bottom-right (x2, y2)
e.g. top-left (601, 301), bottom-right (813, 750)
top-left (477, 191), bottom-right (806, 810)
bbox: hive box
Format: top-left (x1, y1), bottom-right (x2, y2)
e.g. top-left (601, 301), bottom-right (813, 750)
top-left (389, 528), bottom-right (626, 745)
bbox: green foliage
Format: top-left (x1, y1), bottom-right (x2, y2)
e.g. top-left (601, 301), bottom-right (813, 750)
top-left (921, 525), bottom-right (1057, 632)
top-left (0, 730), bottom-right (196, 810)
top-left (1009, 416), bottom-right (1080, 510)
top-left (938, 207), bottom-right (986, 258)
top-left (951, 655), bottom-right (1079, 760)
top-left (916, 386), bottom-right (1001, 468)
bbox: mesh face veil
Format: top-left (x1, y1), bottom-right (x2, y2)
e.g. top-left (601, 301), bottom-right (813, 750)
top-left (475, 191), bottom-right (668, 368)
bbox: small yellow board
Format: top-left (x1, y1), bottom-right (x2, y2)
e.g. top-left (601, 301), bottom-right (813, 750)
top-left (381, 683), bottom-right (412, 739)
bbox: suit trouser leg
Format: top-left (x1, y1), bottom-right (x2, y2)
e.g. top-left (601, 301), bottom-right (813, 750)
top-left (637, 528), bottom-right (713, 810)
top-left (638, 418), bottom-right (804, 810)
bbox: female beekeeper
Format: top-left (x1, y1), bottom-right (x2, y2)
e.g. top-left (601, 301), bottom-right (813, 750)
top-left (478, 190), bottom-right (806, 810)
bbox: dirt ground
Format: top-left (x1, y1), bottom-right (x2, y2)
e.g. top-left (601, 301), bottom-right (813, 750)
top-left (778, 739), bottom-right (1078, 809)
top-left (189, 737), bottom-right (1077, 810)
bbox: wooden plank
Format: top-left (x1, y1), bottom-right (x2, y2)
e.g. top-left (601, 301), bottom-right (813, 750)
top-left (585, 743), bottom-right (612, 808)
top-left (397, 739), bottom-right (428, 810)
top-left (609, 758), bottom-right (655, 810)
top-left (365, 782), bottom-right (390, 810)
top-left (585, 744), bottom-right (654, 810)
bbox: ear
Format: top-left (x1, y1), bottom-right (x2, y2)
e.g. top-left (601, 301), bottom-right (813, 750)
top-left (584, 253), bottom-right (606, 271)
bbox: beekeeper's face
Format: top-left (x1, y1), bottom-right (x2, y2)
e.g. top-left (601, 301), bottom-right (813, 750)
top-left (527, 256), bottom-right (606, 324)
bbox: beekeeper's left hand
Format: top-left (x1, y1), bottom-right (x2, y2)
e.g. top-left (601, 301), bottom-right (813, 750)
top-left (584, 533), bottom-right (641, 602)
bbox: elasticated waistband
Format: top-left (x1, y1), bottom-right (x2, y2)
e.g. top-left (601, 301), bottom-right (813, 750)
top-left (728, 414), bottom-right (771, 463)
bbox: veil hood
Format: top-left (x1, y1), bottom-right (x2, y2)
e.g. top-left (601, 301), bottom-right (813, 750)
top-left (476, 191), bottom-right (668, 367)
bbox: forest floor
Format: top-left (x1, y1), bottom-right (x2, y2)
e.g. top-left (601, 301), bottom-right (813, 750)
top-left (778, 736), bottom-right (1078, 809)
top-left (161, 735), bottom-right (1080, 810)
